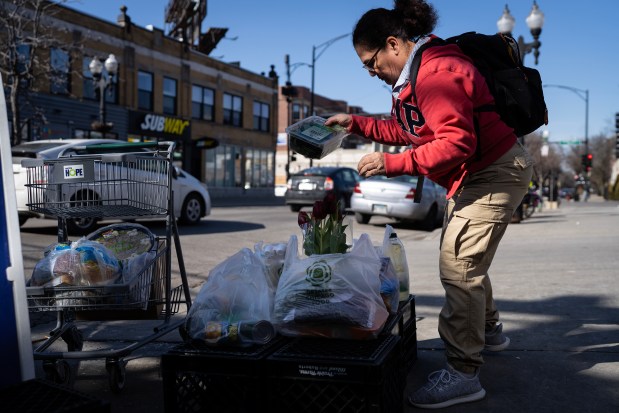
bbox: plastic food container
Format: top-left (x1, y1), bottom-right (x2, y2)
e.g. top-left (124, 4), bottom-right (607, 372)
top-left (286, 116), bottom-right (349, 159)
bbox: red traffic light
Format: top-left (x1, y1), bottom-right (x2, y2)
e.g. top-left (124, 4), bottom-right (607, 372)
top-left (587, 153), bottom-right (593, 160)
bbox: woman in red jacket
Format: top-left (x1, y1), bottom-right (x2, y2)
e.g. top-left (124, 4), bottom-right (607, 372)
top-left (326, 0), bottom-right (533, 409)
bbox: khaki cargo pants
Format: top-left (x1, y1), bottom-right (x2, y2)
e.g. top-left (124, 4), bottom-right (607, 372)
top-left (439, 142), bottom-right (533, 373)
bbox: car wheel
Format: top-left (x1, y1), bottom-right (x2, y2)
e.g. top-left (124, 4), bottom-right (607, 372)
top-left (179, 193), bottom-right (203, 225)
top-left (420, 203), bottom-right (438, 231)
top-left (290, 205), bottom-right (302, 212)
top-left (355, 212), bottom-right (371, 224)
top-left (67, 190), bottom-right (100, 235)
top-left (67, 217), bottom-right (99, 235)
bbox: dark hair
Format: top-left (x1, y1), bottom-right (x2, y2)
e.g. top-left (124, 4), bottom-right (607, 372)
top-left (352, 0), bottom-right (438, 49)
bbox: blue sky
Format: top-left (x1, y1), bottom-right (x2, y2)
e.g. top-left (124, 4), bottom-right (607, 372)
top-left (67, 0), bottom-right (619, 143)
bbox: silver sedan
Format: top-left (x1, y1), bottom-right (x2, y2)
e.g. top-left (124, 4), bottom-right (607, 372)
top-left (350, 175), bottom-right (447, 230)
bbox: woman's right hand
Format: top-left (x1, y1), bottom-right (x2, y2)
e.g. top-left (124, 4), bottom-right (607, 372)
top-left (324, 113), bottom-right (353, 130)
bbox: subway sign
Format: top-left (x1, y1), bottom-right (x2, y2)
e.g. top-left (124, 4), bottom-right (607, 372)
top-left (128, 110), bottom-right (191, 139)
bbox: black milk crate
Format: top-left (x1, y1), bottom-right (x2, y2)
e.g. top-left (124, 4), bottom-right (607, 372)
top-left (382, 294), bottom-right (417, 373)
top-left (0, 378), bottom-right (110, 413)
top-left (265, 334), bottom-right (403, 413)
top-left (161, 337), bottom-right (288, 413)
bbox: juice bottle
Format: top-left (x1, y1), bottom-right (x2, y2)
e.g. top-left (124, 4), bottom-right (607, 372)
top-left (387, 232), bottom-right (410, 301)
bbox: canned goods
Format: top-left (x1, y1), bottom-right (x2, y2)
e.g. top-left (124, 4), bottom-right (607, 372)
top-left (204, 320), bottom-right (275, 345)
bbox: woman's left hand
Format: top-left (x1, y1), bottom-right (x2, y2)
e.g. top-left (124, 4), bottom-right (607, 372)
top-left (358, 152), bottom-right (386, 178)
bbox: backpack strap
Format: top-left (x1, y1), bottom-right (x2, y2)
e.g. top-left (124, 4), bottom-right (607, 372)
top-left (409, 37), bottom-right (484, 170)
top-left (409, 39), bottom-right (443, 203)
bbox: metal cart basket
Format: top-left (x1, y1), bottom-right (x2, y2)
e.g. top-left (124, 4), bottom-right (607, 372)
top-left (22, 141), bottom-right (192, 392)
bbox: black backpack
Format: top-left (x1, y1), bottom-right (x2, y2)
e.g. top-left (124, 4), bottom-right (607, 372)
top-left (409, 32), bottom-right (548, 203)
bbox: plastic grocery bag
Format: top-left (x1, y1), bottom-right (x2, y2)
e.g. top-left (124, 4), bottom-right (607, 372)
top-left (378, 257), bottom-right (400, 314)
top-left (30, 238), bottom-right (121, 287)
top-left (254, 241), bottom-right (287, 291)
top-left (184, 248), bottom-right (275, 346)
top-left (273, 233), bottom-right (388, 340)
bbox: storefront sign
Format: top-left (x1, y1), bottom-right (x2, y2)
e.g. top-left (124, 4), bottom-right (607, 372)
top-left (196, 137), bottom-right (219, 149)
top-left (128, 110), bottom-right (191, 140)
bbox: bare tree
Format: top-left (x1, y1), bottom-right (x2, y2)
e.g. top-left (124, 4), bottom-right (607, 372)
top-left (588, 134), bottom-right (615, 197)
top-left (523, 132), bottom-right (563, 187)
top-left (0, 0), bottom-right (76, 145)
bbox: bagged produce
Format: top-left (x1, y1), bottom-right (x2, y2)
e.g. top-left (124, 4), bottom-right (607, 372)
top-left (30, 238), bottom-right (121, 287)
top-left (87, 223), bottom-right (157, 287)
top-left (273, 233), bottom-right (388, 340)
top-left (286, 116), bottom-right (349, 159)
top-left (87, 223), bottom-right (155, 260)
top-left (254, 241), bottom-right (287, 291)
top-left (184, 248), bottom-right (275, 346)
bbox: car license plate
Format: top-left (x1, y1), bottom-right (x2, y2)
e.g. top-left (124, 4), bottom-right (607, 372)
top-left (298, 182), bottom-right (315, 190)
top-left (373, 204), bottom-right (387, 213)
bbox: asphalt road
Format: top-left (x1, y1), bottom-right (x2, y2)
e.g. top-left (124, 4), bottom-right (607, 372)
top-left (20, 196), bottom-right (619, 412)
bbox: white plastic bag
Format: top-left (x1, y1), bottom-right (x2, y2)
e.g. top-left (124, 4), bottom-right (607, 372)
top-left (185, 248), bottom-right (274, 345)
top-left (30, 238), bottom-right (121, 287)
top-left (254, 241), bottom-right (287, 291)
top-left (273, 233), bottom-right (388, 340)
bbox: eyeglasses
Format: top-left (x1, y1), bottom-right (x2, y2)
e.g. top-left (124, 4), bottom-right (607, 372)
top-left (362, 47), bottom-right (382, 72)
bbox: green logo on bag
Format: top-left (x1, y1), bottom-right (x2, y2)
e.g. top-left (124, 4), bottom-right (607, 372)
top-left (305, 260), bottom-right (332, 286)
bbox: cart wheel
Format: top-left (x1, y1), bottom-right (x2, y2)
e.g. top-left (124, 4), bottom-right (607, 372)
top-left (43, 360), bottom-right (72, 385)
top-left (106, 359), bottom-right (127, 393)
top-left (61, 326), bottom-right (84, 352)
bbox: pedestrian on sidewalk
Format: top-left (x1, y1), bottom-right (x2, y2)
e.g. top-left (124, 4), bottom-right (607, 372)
top-left (325, 0), bottom-right (533, 408)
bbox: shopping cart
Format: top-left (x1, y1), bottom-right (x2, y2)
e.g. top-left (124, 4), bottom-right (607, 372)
top-left (22, 141), bottom-right (192, 392)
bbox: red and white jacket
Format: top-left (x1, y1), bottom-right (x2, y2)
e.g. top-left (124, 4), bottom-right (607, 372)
top-left (349, 37), bottom-right (517, 199)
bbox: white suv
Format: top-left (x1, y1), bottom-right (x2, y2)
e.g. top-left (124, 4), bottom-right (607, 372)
top-left (12, 139), bottom-right (211, 234)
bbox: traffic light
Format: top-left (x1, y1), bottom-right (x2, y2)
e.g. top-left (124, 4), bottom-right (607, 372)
top-left (582, 153), bottom-right (593, 172)
top-left (281, 81), bottom-right (297, 103)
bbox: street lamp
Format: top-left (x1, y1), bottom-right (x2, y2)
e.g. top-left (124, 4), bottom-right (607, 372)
top-left (89, 53), bottom-right (119, 134)
top-left (283, 55), bottom-right (312, 179)
top-left (543, 84), bottom-right (589, 155)
top-left (309, 33), bottom-right (350, 117)
top-left (497, 2), bottom-right (545, 64)
top-left (544, 84), bottom-right (590, 199)
top-left (309, 33), bottom-right (350, 166)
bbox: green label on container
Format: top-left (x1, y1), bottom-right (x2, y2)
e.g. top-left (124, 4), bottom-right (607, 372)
top-left (301, 125), bottom-right (333, 141)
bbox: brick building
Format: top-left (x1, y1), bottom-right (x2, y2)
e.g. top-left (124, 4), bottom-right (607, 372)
top-left (2, 1), bottom-right (279, 193)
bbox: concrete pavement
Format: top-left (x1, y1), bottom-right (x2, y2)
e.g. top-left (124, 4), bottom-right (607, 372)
top-left (26, 196), bottom-right (619, 412)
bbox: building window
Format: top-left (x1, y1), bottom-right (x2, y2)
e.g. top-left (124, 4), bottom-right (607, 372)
top-left (204, 144), bottom-right (241, 187)
top-left (9, 44), bottom-right (31, 87)
top-left (223, 93), bottom-right (243, 127)
top-left (50, 48), bottom-right (70, 95)
top-left (163, 76), bottom-right (177, 115)
top-left (83, 56), bottom-right (117, 103)
top-left (192, 85), bottom-right (214, 121)
top-left (245, 148), bottom-right (273, 188)
top-left (253, 101), bottom-right (270, 132)
top-left (138, 70), bottom-right (153, 111)
top-left (292, 103), bottom-right (301, 122)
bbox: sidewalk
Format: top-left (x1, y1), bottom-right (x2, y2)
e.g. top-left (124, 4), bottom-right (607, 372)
top-left (26, 198), bottom-right (619, 412)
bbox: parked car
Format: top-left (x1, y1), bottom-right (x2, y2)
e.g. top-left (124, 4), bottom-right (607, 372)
top-left (350, 175), bottom-right (447, 230)
top-left (285, 166), bottom-right (362, 213)
top-left (559, 187), bottom-right (575, 200)
top-left (12, 139), bottom-right (211, 233)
